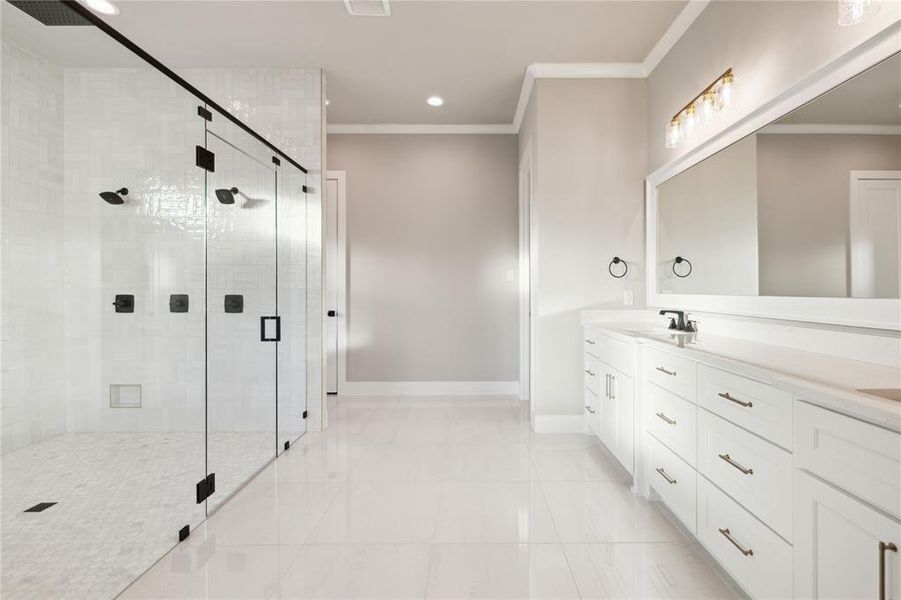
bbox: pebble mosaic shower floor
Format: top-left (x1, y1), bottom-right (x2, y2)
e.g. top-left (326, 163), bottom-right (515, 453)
top-left (1, 431), bottom-right (281, 599)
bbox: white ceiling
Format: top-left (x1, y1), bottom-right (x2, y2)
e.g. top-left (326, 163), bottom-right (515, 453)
top-left (5, 0), bottom-right (691, 125)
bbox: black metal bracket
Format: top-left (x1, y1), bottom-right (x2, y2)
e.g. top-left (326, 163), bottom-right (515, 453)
top-left (197, 106), bottom-right (212, 122)
top-left (284, 440), bottom-right (290, 451)
top-left (195, 473), bottom-right (216, 504)
top-left (196, 146), bottom-right (215, 172)
top-left (302, 410), bottom-right (308, 419)
top-left (178, 525), bottom-right (190, 542)
top-left (272, 156), bottom-right (281, 166)
top-left (113, 294), bottom-right (134, 313)
top-left (302, 185), bottom-right (309, 194)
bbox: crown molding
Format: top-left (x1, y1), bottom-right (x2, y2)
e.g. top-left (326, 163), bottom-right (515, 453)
top-left (329, 1), bottom-right (710, 136)
top-left (327, 123), bottom-right (516, 134)
top-left (759, 123), bottom-right (901, 135)
top-left (641, 0), bottom-right (710, 75)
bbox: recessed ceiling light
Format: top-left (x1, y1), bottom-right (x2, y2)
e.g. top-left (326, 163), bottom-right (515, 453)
top-left (427, 96), bottom-right (444, 107)
top-left (84, 0), bottom-right (119, 15)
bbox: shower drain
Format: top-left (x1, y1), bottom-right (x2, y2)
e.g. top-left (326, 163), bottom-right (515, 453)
top-left (24, 502), bottom-right (57, 513)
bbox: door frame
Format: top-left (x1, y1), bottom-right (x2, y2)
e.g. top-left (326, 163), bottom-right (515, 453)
top-left (518, 142), bottom-right (535, 408)
top-left (325, 170), bottom-right (347, 395)
top-left (849, 170), bottom-right (901, 298)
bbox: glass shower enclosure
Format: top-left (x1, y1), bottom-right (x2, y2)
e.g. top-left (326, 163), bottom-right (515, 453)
top-left (0, 1), bottom-right (311, 597)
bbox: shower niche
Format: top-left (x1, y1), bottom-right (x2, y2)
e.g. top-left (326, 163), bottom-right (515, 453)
top-left (0, 1), bottom-right (315, 598)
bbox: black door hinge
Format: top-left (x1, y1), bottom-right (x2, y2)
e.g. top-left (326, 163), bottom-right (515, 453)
top-left (178, 525), bottom-right (190, 542)
top-left (196, 146), bottom-right (215, 172)
top-left (284, 440), bottom-right (290, 451)
top-left (272, 156), bottom-right (281, 166)
top-left (195, 472), bottom-right (216, 504)
top-left (197, 106), bottom-right (212, 121)
top-left (302, 410), bottom-right (308, 419)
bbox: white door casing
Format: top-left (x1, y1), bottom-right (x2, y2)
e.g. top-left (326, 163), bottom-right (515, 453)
top-left (324, 171), bottom-right (347, 395)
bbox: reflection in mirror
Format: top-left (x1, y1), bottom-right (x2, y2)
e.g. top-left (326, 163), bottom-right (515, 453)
top-left (657, 51), bottom-right (901, 298)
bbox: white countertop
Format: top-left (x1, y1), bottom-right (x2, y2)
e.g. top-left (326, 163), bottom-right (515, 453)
top-left (583, 317), bottom-right (901, 433)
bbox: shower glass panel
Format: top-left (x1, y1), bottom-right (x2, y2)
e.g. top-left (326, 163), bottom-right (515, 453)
top-left (277, 162), bottom-right (309, 451)
top-left (204, 121), bottom-right (278, 512)
top-left (1, 2), bottom-right (207, 597)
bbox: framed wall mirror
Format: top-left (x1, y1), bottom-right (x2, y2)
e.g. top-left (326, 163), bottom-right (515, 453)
top-left (646, 29), bottom-right (901, 330)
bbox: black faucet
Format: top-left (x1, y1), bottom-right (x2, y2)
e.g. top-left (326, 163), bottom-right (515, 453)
top-left (659, 309), bottom-right (687, 331)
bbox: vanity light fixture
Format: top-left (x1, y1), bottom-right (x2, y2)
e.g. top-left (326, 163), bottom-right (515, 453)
top-left (665, 68), bottom-right (735, 149)
top-left (83, 0), bottom-right (119, 15)
top-left (837, 0), bottom-right (876, 26)
top-left (427, 96), bottom-right (445, 107)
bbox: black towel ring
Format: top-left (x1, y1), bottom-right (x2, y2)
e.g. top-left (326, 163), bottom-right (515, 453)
top-left (608, 257), bottom-right (628, 278)
top-left (673, 256), bottom-right (692, 278)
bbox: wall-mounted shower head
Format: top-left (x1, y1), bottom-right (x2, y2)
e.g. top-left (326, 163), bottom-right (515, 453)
top-left (100, 188), bottom-right (128, 205)
top-left (215, 187), bottom-right (239, 205)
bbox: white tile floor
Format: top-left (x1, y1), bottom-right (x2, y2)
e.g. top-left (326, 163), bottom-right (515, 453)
top-left (0, 431), bottom-right (279, 599)
top-left (121, 396), bottom-right (741, 599)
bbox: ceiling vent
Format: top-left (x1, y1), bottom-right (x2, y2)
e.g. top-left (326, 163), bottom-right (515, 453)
top-left (344, 0), bottom-right (391, 17)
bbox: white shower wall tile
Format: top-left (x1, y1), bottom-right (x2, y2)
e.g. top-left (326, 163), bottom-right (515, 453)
top-left (1, 40), bottom-right (67, 454)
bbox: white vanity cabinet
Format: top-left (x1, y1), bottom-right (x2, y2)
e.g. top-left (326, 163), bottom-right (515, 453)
top-left (582, 326), bottom-right (636, 475)
top-left (794, 401), bottom-right (901, 599)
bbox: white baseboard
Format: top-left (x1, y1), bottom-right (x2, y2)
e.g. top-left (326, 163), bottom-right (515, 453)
top-left (531, 414), bottom-right (585, 434)
top-left (339, 380), bottom-right (519, 396)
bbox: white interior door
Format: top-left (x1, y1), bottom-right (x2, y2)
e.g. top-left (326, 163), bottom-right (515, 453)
top-left (850, 171), bottom-right (901, 299)
top-left (324, 171), bottom-right (346, 395)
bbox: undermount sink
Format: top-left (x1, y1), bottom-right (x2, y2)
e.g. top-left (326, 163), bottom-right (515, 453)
top-left (625, 327), bottom-right (693, 337)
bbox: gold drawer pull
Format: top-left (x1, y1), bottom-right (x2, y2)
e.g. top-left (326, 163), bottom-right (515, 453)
top-left (655, 467), bottom-right (677, 485)
top-left (655, 412), bottom-right (676, 425)
top-left (718, 453), bottom-right (754, 475)
top-left (656, 366), bottom-right (677, 376)
top-left (719, 528), bottom-right (754, 556)
top-left (718, 392), bottom-right (752, 408)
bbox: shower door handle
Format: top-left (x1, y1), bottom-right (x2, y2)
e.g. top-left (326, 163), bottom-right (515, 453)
top-left (260, 316), bottom-right (281, 342)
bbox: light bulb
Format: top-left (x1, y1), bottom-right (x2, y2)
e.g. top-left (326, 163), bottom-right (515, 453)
top-left (717, 73), bottom-right (734, 109)
top-left (683, 105), bottom-right (697, 137)
top-left (700, 90), bottom-right (716, 122)
top-left (84, 0), bottom-right (119, 14)
top-left (838, 0), bottom-right (873, 26)
top-left (665, 119), bottom-right (681, 149)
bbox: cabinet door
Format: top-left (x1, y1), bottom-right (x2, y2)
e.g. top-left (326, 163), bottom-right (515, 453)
top-left (795, 470), bottom-right (901, 599)
top-left (605, 367), bottom-right (634, 475)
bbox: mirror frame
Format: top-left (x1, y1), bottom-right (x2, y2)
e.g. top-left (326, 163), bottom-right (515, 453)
top-left (645, 22), bottom-right (901, 331)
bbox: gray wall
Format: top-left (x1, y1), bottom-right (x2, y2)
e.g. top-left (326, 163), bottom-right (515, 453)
top-left (647, 0), bottom-right (901, 172)
top-left (518, 78), bottom-right (647, 418)
top-left (327, 134), bottom-right (519, 382)
top-left (757, 133), bottom-right (901, 297)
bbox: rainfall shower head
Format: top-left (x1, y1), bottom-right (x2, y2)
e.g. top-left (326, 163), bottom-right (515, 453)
top-left (215, 187), bottom-right (240, 205)
top-left (100, 188), bottom-right (128, 205)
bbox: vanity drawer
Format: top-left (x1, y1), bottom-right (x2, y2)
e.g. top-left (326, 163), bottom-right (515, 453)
top-left (583, 328), bottom-right (600, 358)
top-left (699, 365), bottom-right (793, 449)
top-left (595, 332), bottom-right (635, 377)
top-left (647, 383), bottom-right (697, 465)
top-left (649, 434), bottom-right (697, 533)
top-left (795, 400), bottom-right (901, 520)
top-left (697, 409), bottom-right (793, 541)
top-left (645, 347), bottom-right (697, 402)
top-left (584, 355), bottom-right (602, 397)
top-left (584, 388), bottom-right (601, 435)
top-left (697, 475), bottom-right (793, 600)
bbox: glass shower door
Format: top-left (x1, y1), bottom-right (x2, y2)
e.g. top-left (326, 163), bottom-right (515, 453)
top-left (204, 126), bottom-right (277, 512)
